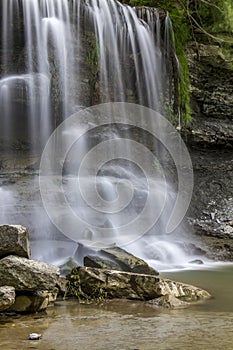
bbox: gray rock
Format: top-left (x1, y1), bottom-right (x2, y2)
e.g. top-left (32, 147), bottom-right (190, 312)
top-left (71, 266), bottom-right (211, 301)
top-left (0, 255), bottom-right (59, 291)
top-left (0, 225), bottom-right (30, 259)
top-left (9, 289), bottom-right (58, 313)
top-left (84, 255), bottom-right (122, 270)
top-left (0, 286), bottom-right (15, 312)
top-left (100, 246), bottom-right (159, 275)
top-left (189, 259), bottom-right (204, 265)
top-left (59, 257), bottom-right (78, 276)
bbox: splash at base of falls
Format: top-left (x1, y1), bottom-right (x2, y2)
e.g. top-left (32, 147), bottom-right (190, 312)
top-left (0, 172), bottom-right (210, 271)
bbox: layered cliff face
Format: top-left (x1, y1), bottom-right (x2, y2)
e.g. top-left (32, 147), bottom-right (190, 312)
top-left (187, 38), bottom-right (233, 147)
top-left (185, 34), bottom-right (233, 255)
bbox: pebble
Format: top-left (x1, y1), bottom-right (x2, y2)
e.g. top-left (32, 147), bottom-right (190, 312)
top-left (28, 333), bottom-right (42, 340)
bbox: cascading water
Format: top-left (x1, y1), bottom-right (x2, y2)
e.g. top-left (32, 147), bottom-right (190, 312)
top-left (0, 0), bottom-right (170, 143)
top-left (0, 0), bottom-right (202, 270)
top-left (0, 0), bottom-right (75, 151)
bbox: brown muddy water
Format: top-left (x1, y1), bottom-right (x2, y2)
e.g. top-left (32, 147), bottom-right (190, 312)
top-left (0, 265), bottom-right (233, 350)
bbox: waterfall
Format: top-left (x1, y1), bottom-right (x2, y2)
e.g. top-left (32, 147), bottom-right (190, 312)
top-left (0, 0), bottom-right (196, 270)
top-left (81, 0), bottom-right (168, 109)
top-left (0, 0), bottom-right (171, 150)
top-left (0, 0), bottom-right (75, 151)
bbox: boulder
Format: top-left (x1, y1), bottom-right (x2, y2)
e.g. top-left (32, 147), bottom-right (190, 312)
top-left (0, 255), bottom-right (60, 292)
top-left (189, 259), bottom-right (204, 265)
top-left (99, 246), bottom-right (159, 275)
top-left (84, 255), bottom-right (122, 270)
top-left (8, 289), bottom-right (58, 313)
top-left (0, 286), bottom-right (15, 312)
top-left (69, 266), bottom-right (211, 301)
top-left (59, 257), bottom-right (78, 276)
top-left (0, 225), bottom-right (30, 259)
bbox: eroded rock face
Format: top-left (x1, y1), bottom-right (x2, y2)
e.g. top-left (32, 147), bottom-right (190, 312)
top-left (71, 266), bottom-right (211, 301)
top-left (0, 255), bottom-right (59, 292)
top-left (0, 225), bottom-right (30, 259)
top-left (0, 286), bottom-right (15, 312)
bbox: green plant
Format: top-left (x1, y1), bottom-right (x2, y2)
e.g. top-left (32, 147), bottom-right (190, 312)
top-left (65, 268), bottom-right (108, 303)
top-left (87, 41), bottom-right (100, 71)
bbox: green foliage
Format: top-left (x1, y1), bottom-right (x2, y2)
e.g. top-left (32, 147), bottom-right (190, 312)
top-left (193, 0), bottom-right (233, 33)
top-left (128, 0), bottom-right (181, 8)
top-left (65, 268), bottom-right (108, 303)
top-left (87, 41), bottom-right (100, 72)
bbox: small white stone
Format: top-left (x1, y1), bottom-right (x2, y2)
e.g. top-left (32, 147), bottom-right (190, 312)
top-left (28, 333), bottom-right (42, 340)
